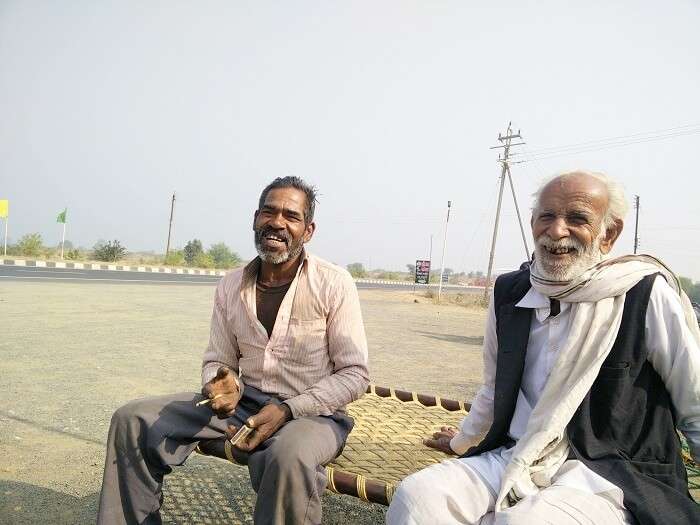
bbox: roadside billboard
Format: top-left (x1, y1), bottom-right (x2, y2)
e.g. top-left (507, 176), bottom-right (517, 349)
top-left (415, 259), bottom-right (430, 284)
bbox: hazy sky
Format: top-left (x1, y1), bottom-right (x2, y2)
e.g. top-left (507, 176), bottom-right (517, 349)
top-left (2, 1), bottom-right (699, 279)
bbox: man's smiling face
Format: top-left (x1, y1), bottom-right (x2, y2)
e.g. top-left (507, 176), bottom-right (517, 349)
top-left (531, 173), bottom-right (620, 281)
top-left (253, 187), bottom-right (315, 265)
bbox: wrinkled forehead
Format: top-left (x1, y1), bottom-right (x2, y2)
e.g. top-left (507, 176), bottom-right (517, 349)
top-left (261, 187), bottom-right (308, 214)
top-left (537, 174), bottom-right (609, 216)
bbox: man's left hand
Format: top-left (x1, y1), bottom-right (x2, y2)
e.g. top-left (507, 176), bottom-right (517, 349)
top-left (227, 403), bottom-right (292, 452)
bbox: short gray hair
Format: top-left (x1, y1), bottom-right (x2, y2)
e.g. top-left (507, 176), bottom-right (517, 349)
top-left (532, 170), bottom-right (629, 231)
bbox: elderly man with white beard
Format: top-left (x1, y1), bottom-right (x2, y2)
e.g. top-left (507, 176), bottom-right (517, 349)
top-left (386, 171), bottom-right (700, 525)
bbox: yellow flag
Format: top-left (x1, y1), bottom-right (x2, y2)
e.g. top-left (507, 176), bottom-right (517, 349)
top-left (0, 200), bottom-right (8, 219)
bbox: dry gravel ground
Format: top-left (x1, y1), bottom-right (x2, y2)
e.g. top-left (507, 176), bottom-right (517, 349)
top-left (0, 282), bottom-right (487, 525)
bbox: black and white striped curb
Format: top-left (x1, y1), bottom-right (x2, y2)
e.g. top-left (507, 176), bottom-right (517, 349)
top-left (354, 278), bottom-right (483, 290)
top-left (0, 258), bottom-right (226, 276)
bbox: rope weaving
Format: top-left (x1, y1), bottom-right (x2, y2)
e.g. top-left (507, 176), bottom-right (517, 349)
top-left (196, 384), bottom-right (700, 506)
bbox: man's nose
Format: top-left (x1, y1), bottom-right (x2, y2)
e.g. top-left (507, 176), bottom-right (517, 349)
top-left (268, 212), bottom-right (285, 228)
top-left (546, 217), bottom-right (569, 240)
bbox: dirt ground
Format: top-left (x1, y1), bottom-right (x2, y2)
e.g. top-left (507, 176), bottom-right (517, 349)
top-left (0, 282), bottom-right (487, 524)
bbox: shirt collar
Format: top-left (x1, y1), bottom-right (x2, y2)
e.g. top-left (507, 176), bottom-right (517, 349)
top-left (515, 286), bottom-right (558, 323)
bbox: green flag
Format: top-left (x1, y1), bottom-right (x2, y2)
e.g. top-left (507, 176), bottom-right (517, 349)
top-left (57, 208), bottom-right (67, 224)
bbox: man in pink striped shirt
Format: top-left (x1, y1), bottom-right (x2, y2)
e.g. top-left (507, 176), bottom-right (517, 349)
top-left (98, 176), bottom-right (370, 525)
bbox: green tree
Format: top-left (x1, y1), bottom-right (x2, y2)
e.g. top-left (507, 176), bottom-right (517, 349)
top-left (193, 252), bottom-right (215, 269)
top-left (17, 233), bottom-right (44, 257)
top-left (93, 240), bottom-right (127, 262)
top-left (347, 262), bottom-right (367, 278)
top-left (207, 242), bottom-right (241, 269)
top-left (406, 263), bottom-right (416, 275)
top-left (184, 239), bottom-right (203, 266)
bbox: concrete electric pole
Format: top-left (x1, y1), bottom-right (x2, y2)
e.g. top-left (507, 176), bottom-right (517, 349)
top-left (165, 192), bottom-right (176, 258)
top-left (484, 123), bottom-right (528, 301)
top-left (438, 201), bottom-right (451, 302)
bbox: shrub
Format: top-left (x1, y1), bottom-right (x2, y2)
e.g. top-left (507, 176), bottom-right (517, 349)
top-left (164, 250), bottom-right (185, 266)
top-left (207, 242), bottom-right (241, 269)
top-left (347, 262), bottom-right (367, 278)
top-left (17, 233), bottom-right (43, 257)
top-left (193, 252), bottom-right (214, 268)
top-left (65, 249), bottom-right (82, 260)
top-left (93, 240), bottom-right (127, 262)
top-left (680, 276), bottom-right (700, 303)
top-left (184, 239), bottom-right (203, 266)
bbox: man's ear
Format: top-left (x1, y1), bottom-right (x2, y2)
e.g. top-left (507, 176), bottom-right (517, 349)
top-left (252, 210), bottom-right (259, 230)
top-left (599, 219), bottom-right (623, 254)
top-left (303, 221), bottom-right (316, 243)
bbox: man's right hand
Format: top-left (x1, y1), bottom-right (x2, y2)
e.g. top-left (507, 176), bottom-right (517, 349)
top-left (202, 366), bottom-right (241, 419)
top-left (423, 426), bottom-right (458, 455)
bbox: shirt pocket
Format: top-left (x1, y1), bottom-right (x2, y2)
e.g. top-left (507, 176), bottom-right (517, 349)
top-left (283, 317), bottom-right (328, 365)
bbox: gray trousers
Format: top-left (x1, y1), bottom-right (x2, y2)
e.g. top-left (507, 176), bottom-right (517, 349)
top-left (97, 386), bottom-right (353, 525)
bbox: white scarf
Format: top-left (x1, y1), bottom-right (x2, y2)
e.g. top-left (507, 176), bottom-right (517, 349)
top-left (495, 254), bottom-right (700, 511)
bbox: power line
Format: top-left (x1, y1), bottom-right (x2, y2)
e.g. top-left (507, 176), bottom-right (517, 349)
top-left (513, 123), bottom-right (700, 156)
top-left (512, 125), bottom-right (700, 163)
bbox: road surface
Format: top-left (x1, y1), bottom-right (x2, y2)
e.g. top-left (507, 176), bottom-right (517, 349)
top-left (0, 264), bottom-right (483, 292)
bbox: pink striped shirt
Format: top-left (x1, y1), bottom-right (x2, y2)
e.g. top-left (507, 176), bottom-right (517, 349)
top-left (201, 251), bottom-right (370, 418)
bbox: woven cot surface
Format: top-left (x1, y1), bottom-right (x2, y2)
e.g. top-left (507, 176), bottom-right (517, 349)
top-left (330, 391), bottom-right (700, 504)
top-left (329, 392), bottom-right (466, 484)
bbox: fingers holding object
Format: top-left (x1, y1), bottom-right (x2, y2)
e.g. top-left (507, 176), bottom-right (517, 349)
top-left (225, 424), bottom-right (238, 441)
top-left (196, 393), bottom-right (223, 407)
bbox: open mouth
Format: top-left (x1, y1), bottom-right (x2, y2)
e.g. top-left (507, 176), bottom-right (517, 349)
top-left (544, 246), bottom-right (576, 256)
top-left (262, 233), bottom-right (287, 248)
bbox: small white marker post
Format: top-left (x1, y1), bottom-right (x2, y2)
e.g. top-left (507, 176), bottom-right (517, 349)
top-left (3, 217), bottom-right (7, 256)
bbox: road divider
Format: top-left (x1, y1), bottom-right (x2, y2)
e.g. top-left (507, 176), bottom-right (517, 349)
top-left (0, 258), bottom-right (227, 276)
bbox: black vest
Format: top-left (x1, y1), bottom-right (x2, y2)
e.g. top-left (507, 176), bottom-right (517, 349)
top-left (465, 268), bottom-right (699, 525)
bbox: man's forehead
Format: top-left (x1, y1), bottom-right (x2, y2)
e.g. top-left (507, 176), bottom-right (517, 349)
top-left (262, 187), bottom-right (307, 209)
top-left (539, 174), bottom-right (608, 211)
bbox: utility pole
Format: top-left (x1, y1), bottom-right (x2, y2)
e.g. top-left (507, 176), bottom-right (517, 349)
top-left (484, 123), bottom-right (527, 301)
top-left (633, 195), bottom-right (640, 254)
top-left (438, 201), bottom-right (451, 302)
top-left (165, 192), bottom-right (176, 257)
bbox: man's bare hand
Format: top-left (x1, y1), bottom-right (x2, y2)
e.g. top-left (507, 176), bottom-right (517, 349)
top-left (202, 367), bottom-right (241, 418)
top-left (226, 403), bottom-right (291, 452)
top-left (423, 426), bottom-right (458, 455)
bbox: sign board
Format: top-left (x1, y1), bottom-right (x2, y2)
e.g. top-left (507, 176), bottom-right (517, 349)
top-left (415, 259), bottom-right (430, 284)
top-left (441, 273), bottom-right (449, 284)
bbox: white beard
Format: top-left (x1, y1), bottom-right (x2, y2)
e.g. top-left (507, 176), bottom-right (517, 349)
top-left (533, 231), bottom-right (606, 282)
top-left (254, 236), bottom-right (304, 265)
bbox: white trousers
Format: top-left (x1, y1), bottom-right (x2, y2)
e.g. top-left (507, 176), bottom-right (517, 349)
top-left (386, 454), bottom-right (634, 525)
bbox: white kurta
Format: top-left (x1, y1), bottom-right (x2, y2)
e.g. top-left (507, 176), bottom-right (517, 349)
top-left (387, 276), bottom-right (700, 525)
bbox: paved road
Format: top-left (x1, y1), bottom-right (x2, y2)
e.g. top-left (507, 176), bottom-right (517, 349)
top-left (0, 264), bottom-right (484, 293)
